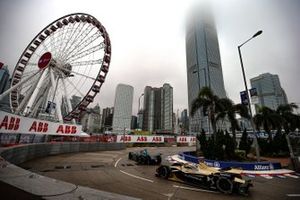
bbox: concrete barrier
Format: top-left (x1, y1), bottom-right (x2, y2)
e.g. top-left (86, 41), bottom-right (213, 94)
top-left (0, 142), bottom-right (141, 200)
top-left (0, 142), bottom-right (126, 165)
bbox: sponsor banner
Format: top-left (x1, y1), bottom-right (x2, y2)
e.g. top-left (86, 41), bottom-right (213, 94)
top-left (180, 152), bottom-right (282, 171)
top-left (0, 111), bottom-right (84, 136)
top-left (116, 135), bottom-right (164, 143)
top-left (176, 136), bottom-right (196, 143)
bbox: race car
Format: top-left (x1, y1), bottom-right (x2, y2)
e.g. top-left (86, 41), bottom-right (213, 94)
top-left (128, 149), bottom-right (162, 165)
top-left (156, 162), bottom-right (252, 195)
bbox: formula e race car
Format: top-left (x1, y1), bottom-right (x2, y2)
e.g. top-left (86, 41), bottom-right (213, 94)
top-left (128, 149), bottom-right (162, 165)
top-left (156, 162), bottom-right (252, 195)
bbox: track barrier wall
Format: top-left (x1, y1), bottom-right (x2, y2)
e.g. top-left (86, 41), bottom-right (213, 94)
top-left (0, 142), bottom-right (126, 165)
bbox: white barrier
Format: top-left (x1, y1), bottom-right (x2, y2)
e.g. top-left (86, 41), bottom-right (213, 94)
top-left (176, 136), bottom-right (196, 144)
top-left (0, 111), bottom-right (85, 136)
top-left (116, 135), bottom-right (164, 143)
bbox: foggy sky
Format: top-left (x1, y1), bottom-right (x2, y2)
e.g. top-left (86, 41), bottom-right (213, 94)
top-left (0, 0), bottom-right (299, 115)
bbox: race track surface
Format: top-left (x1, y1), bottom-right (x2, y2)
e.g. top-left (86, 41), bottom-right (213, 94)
top-left (20, 146), bottom-right (300, 200)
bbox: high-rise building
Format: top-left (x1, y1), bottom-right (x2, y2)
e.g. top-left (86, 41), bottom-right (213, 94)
top-left (142, 83), bottom-right (173, 133)
top-left (131, 116), bottom-right (138, 129)
top-left (101, 107), bottom-right (114, 129)
top-left (81, 105), bottom-right (101, 133)
top-left (0, 63), bottom-right (11, 112)
top-left (250, 73), bottom-right (288, 112)
top-left (181, 109), bottom-right (189, 132)
top-left (137, 110), bottom-right (143, 129)
top-left (0, 63), bottom-right (9, 94)
top-left (112, 84), bottom-right (134, 134)
top-left (70, 95), bottom-right (82, 110)
top-left (186, 7), bottom-right (226, 134)
top-left (161, 83), bottom-right (173, 131)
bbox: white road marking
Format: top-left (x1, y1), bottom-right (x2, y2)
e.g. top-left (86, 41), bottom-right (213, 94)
top-left (114, 158), bottom-right (122, 168)
top-left (287, 194), bottom-right (300, 197)
top-left (260, 175), bottom-right (273, 179)
top-left (276, 175), bottom-right (286, 179)
top-left (246, 174), bottom-right (256, 178)
top-left (284, 174), bottom-right (299, 179)
top-left (119, 170), bottom-right (154, 183)
top-left (173, 185), bottom-right (218, 193)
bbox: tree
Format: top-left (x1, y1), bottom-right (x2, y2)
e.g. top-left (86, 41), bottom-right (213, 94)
top-left (276, 103), bottom-right (299, 133)
top-left (253, 106), bottom-right (281, 142)
top-left (239, 129), bottom-right (253, 156)
top-left (197, 129), bottom-right (208, 155)
top-left (191, 87), bottom-right (225, 142)
top-left (216, 98), bottom-right (249, 145)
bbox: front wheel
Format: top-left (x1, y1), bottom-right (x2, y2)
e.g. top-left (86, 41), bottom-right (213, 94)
top-left (157, 166), bottom-right (170, 179)
top-left (216, 177), bottom-right (233, 194)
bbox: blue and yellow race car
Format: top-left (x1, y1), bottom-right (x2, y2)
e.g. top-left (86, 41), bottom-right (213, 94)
top-left (156, 162), bottom-right (252, 195)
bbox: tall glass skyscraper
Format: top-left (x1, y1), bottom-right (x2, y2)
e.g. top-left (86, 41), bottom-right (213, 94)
top-left (186, 8), bottom-right (226, 134)
top-left (250, 73), bottom-right (288, 112)
top-left (112, 84), bottom-right (134, 133)
top-left (142, 83), bottom-right (173, 133)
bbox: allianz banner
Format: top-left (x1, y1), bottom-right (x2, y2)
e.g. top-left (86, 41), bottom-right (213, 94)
top-left (0, 111), bottom-right (83, 136)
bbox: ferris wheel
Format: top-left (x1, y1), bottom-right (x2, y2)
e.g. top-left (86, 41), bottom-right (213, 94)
top-left (1, 13), bottom-right (111, 122)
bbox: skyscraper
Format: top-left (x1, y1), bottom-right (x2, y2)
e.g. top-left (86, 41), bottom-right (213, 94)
top-left (142, 83), bottom-right (173, 133)
top-left (101, 107), bottom-right (114, 129)
top-left (112, 84), bottom-right (134, 134)
top-left (250, 73), bottom-right (288, 112)
top-left (161, 83), bottom-right (173, 131)
top-left (181, 109), bottom-right (189, 132)
top-left (186, 7), bottom-right (226, 134)
top-left (0, 63), bottom-right (11, 112)
top-left (0, 63), bottom-right (9, 94)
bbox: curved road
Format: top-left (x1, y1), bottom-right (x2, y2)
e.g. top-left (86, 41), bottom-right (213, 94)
top-left (20, 146), bottom-right (300, 200)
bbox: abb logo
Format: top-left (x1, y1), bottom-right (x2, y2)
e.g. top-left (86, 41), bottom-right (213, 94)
top-left (152, 136), bottom-right (162, 142)
top-left (0, 116), bottom-right (20, 130)
top-left (178, 137), bottom-right (196, 143)
top-left (120, 136), bottom-right (131, 142)
top-left (137, 136), bottom-right (147, 142)
top-left (56, 125), bottom-right (77, 134)
top-left (178, 137), bottom-right (187, 142)
top-left (29, 121), bottom-right (48, 132)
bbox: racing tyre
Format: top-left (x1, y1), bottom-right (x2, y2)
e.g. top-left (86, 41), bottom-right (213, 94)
top-left (128, 152), bottom-right (133, 160)
top-left (156, 156), bottom-right (162, 165)
top-left (216, 177), bottom-right (233, 194)
top-left (137, 156), bottom-right (144, 165)
top-left (158, 166), bottom-right (170, 179)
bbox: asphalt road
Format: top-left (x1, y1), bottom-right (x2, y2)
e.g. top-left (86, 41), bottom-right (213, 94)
top-left (20, 146), bottom-right (300, 200)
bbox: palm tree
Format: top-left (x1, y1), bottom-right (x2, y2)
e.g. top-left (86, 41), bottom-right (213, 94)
top-left (253, 106), bottom-right (281, 141)
top-left (276, 103), bottom-right (299, 133)
top-left (216, 98), bottom-right (250, 144)
top-left (191, 87), bottom-right (224, 142)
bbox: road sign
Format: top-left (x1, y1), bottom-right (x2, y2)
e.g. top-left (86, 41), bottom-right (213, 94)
top-left (240, 91), bottom-right (249, 105)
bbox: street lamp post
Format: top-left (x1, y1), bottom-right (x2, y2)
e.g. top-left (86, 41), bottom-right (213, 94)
top-left (238, 30), bottom-right (262, 162)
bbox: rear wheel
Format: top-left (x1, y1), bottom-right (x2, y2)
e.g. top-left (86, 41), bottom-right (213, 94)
top-left (156, 156), bottom-right (162, 165)
top-left (216, 177), bottom-right (233, 194)
top-left (157, 166), bottom-right (170, 179)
